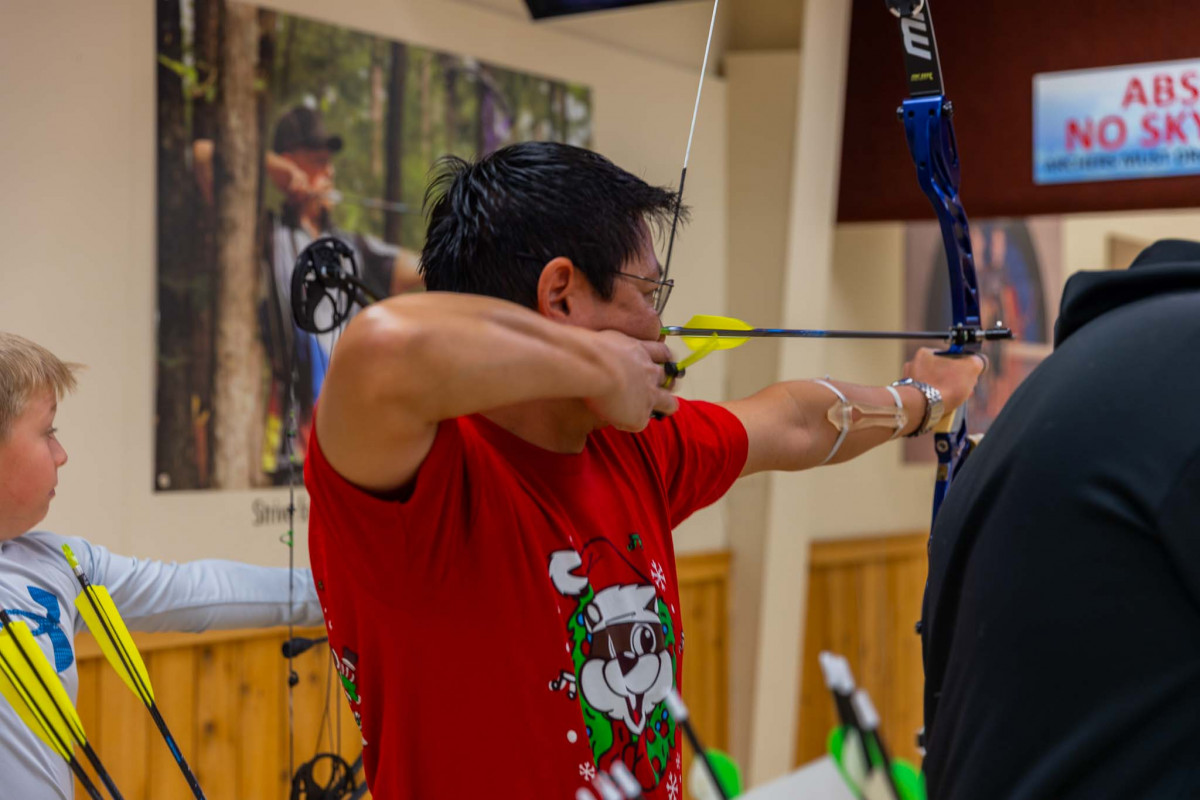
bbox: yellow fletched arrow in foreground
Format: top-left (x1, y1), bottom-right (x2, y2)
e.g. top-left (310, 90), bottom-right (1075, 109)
top-left (0, 617), bottom-right (83, 760)
top-left (675, 314), bottom-right (757, 353)
top-left (63, 545), bottom-right (207, 799)
top-left (0, 610), bottom-right (114, 799)
top-left (62, 546), bottom-right (153, 704)
top-left (661, 315), bottom-right (753, 379)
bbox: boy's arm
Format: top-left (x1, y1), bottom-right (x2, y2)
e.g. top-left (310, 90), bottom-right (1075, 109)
top-left (316, 291), bottom-right (677, 492)
top-left (77, 538), bottom-right (322, 633)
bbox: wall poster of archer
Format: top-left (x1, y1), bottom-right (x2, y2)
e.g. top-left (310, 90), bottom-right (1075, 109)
top-left (155, 0), bottom-right (592, 491)
top-left (902, 217), bottom-right (1064, 463)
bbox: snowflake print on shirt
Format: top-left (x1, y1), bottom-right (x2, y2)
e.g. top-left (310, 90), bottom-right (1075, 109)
top-left (666, 772), bottom-right (680, 800)
top-left (650, 559), bottom-right (667, 591)
top-left (580, 762), bottom-right (597, 782)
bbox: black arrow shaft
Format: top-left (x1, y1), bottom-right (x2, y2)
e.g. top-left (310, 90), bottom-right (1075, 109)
top-left (147, 701), bottom-right (207, 798)
top-left (664, 326), bottom-right (1011, 341)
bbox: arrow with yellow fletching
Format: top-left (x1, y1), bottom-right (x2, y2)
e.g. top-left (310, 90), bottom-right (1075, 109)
top-left (62, 544), bottom-right (208, 799)
top-left (663, 313), bottom-right (1012, 371)
top-left (0, 607), bottom-right (119, 799)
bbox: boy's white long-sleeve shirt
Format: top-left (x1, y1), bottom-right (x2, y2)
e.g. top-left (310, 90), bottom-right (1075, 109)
top-left (0, 530), bottom-right (323, 799)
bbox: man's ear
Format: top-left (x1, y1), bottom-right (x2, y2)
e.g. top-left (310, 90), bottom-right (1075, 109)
top-left (536, 257), bottom-right (586, 321)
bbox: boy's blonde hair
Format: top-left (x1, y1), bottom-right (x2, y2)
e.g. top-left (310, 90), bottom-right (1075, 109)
top-left (0, 332), bottom-right (81, 441)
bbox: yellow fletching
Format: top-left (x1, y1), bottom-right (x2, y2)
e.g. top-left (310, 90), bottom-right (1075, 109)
top-left (0, 621), bottom-right (86, 760)
top-left (0, 662), bottom-right (72, 759)
top-left (676, 336), bottom-right (721, 371)
top-left (686, 314), bottom-right (752, 331)
top-left (680, 314), bottom-right (752, 352)
top-left (75, 586), bottom-right (154, 704)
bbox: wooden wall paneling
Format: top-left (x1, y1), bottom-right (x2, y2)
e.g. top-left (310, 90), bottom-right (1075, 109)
top-left (145, 647), bottom-right (198, 798)
top-left (856, 560), bottom-right (888, 702)
top-left (795, 533), bottom-right (928, 769)
top-left (196, 641), bottom-right (241, 798)
top-left (73, 651), bottom-right (101, 798)
top-left (97, 659), bottom-right (150, 796)
top-left (796, 565), bottom-right (836, 763)
top-left (240, 635), bottom-right (288, 797)
top-left (677, 551), bottom-right (730, 798)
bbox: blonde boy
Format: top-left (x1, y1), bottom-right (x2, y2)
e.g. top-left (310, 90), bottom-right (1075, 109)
top-left (0, 332), bottom-right (322, 798)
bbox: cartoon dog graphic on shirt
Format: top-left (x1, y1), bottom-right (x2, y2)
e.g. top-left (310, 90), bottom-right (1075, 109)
top-left (548, 539), bottom-right (679, 791)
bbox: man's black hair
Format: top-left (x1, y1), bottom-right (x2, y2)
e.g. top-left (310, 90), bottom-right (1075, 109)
top-left (420, 141), bottom-right (685, 309)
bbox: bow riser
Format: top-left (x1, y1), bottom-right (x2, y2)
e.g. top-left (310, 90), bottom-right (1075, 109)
top-left (900, 96), bottom-right (981, 353)
top-left (890, 0), bottom-right (982, 524)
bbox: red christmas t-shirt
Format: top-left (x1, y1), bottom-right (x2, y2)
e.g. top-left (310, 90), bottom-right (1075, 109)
top-left (305, 399), bottom-right (748, 799)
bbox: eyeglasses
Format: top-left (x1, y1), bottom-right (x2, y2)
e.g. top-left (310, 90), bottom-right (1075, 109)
top-left (616, 271), bottom-right (674, 316)
top-left (514, 252), bottom-right (675, 317)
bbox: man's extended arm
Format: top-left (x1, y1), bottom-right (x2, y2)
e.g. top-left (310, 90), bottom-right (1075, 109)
top-left (724, 350), bottom-right (983, 476)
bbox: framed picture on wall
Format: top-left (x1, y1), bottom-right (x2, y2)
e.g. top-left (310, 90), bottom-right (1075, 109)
top-left (154, 0), bottom-right (592, 492)
top-left (902, 217), bottom-right (1064, 463)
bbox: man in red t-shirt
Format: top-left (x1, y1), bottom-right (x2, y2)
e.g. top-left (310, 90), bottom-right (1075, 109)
top-left (305, 142), bottom-right (983, 799)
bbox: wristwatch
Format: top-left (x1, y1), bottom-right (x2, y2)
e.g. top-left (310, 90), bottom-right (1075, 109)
top-left (891, 378), bottom-right (944, 437)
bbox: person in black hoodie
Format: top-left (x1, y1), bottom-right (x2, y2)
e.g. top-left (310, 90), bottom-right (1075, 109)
top-left (921, 239), bottom-right (1200, 800)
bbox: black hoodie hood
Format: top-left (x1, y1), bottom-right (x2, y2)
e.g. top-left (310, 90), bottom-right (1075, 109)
top-left (1054, 239), bottom-right (1200, 348)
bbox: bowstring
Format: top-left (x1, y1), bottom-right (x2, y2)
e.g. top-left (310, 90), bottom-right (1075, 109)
top-left (286, 339), bottom-right (299, 790)
top-left (285, 237), bottom-right (364, 798)
top-left (661, 0), bottom-right (720, 290)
